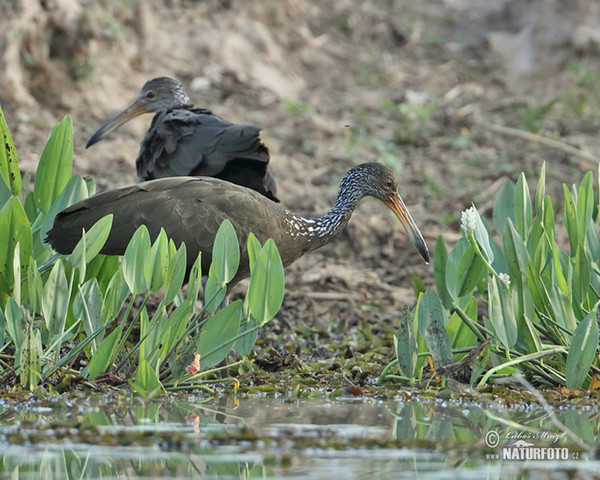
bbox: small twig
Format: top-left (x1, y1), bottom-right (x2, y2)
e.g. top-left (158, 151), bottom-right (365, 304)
top-left (483, 123), bottom-right (600, 170)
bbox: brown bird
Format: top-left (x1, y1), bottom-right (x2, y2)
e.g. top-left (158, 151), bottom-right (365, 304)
top-left (86, 77), bottom-right (278, 201)
top-left (46, 163), bottom-right (429, 287)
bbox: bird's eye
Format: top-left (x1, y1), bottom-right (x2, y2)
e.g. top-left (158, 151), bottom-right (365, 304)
top-left (146, 91), bottom-right (157, 99)
top-left (384, 180), bottom-right (394, 189)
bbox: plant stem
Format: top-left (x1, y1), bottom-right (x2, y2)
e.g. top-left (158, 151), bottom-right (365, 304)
top-left (476, 347), bottom-right (567, 390)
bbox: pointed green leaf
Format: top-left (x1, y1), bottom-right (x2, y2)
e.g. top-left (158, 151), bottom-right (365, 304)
top-left (514, 172), bottom-right (532, 240)
top-left (67, 214), bottom-right (113, 269)
top-left (197, 300), bottom-right (242, 369)
top-left (73, 279), bottom-right (103, 351)
top-left (487, 275), bottom-right (517, 349)
top-left (502, 218), bottom-right (529, 278)
top-left (534, 162), bottom-right (546, 218)
top-left (145, 229), bottom-right (169, 292)
top-left (41, 260), bottom-right (69, 335)
top-left (4, 297), bottom-right (24, 347)
top-left (236, 314), bottom-right (259, 357)
top-left (563, 185), bottom-right (578, 254)
top-left (493, 180), bottom-right (514, 234)
top-left (577, 171), bottom-right (594, 243)
top-left (134, 359), bottom-right (162, 393)
top-left (164, 243), bottom-right (187, 305)
top-left (20, 324), bottom-right (41, 391)
top-left (33, 115), bottom-right (73, 213)
top-left (433, 235), bottom-right (452, 309)
top-left (123, 224), bottom-right (151, 295)
top-left (40, 175), bottom-right (89, 244)
top-left (247, 239), bottom-right (285, 326)
top-left (417, 289), bottom-right (453, 369)
top-left (88, 325), bottom-right (123, 380)
top-left (565, 305), bottom-right (599, 389)
top-left (446, 239), bottom-right (485, 300)
top-left (209, 219), bottom-right (240, 283)
top-left (394, 306), bottom-right (418, 377)
top-left (247, 232), bottom-right (261, 273)
top-left (0, 196), bottom-right (33, 286)
top-left (0, 104), bottom-right (21, 195)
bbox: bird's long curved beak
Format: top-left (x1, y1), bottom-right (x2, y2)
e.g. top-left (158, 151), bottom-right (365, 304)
top-left (384, 193), bottom-right (430, 264)
top-left (85, 102), bottom-right (148, 148)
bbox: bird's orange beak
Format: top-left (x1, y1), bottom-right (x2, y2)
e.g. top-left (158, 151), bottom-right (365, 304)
top-left (86, 101), bottom-right (149, 148)
top-left (383, 193), bottom-right (430, 264)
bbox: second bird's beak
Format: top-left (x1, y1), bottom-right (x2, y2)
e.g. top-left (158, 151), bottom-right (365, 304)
top-left (383, 193), bottom-right (430, 264)
top-left (86, 102), bottom-right (148, 148)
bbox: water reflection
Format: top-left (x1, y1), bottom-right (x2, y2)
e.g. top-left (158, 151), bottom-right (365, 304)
top-left (0, 395), bottom-right (597, 479)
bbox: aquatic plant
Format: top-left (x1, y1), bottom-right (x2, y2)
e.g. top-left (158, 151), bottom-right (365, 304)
top-left (383, 163), bottom-right (600, 390)
top-left (0, 104), bottom-right (284, 394)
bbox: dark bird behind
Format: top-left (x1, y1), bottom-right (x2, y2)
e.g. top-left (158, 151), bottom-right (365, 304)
top-left (86, 77), bottom-right (278, 201)
top-left (46, 163), bottom-right (429, 287)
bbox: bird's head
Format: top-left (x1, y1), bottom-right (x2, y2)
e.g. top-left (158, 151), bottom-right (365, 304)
top-left (342, 163), bottom-right (430, 263)
top-left (86, 77), bottom-right (190, 148)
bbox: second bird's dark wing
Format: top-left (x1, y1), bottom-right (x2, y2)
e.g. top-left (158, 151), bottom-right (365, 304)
top-left (136, 108), bottom-right (279, 202)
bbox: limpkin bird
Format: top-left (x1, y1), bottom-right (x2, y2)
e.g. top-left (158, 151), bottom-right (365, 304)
top-left (85, 77), bottom-right (278, 201)
top-left (46, 163), bottom-right (429, 287)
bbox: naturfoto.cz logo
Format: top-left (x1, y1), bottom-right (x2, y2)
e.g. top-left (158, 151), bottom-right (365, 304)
top-left (485, 430), bottom-right (581, 461)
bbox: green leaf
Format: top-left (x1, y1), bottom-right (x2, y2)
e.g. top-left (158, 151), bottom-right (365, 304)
top-left (417, 289), bottom-right (453, 369)
top-left (513, 273), bottom-right (542, 353)
top-left (20, 323), bottom-right (41, 391)
top-left (576, 171), bottom-right (594, 244)
top-left (514, 172), bottom-right (532, 240)
top-left (4, 297), bottom-right (24, 347)
top-left (573, 245), bottom-right (591, 310)
top-left (470, 205), bottom-right (494, 263)
top-left (73, 279), bottom-right (104, 351)
top-left (447, 296), bottom-right (478, 349)
top-left (394, 306), bottom-right (417, 377)
top-left (209, 219), bottom-right (240, 283)
top-left (0, 103), bottom-right (21, 195)
top-left (101, 270), bottom-right (129, 325)
top-left (502, 218), bottom-right (529, 278)
top-left (133, 359), bottom-right (162, 393)
top-left (197, 300), bottom-right (242, 369)
top-left (493, 180), bottom-right (515, 235)
top-left (164, 243), bottom-right (187, 305)
top-left (33, 115), bottom-right (73, 213)
top-left (67, 214), bottom-right (113, 269)
top-left (145, 229), bottom-right (169, 292)
top-left (123, 224), bottom-right (151, 295)
top-left (534, 162), bottom-right (546, 218)
top-left (186, 251), bottom-right (203, 306)
top-left (247, 232), bottom-right (261, 273)
top-left (247, 239), bottom-right (285, 326)
top-left (205, 220), bottom-right (240, 313)
top-left (446, 238), bottom-right (485, 301)
top-left (487, 275), bottom-right (517, 350)
top-left (26, 261), bottom-right (43, 315)
top-left (40, 175), bottom-right (89, 244)
top-left (88, 325), bottom-right (123, 380)
top-left (41, 260), bottom-right (69, 336)
top-left (565, 305), bottom-right (599, 389)
top-left (236, 314), bottom-right (259, 357)
top-left (433, 235), bottom-right (452, 309)
top-left (0, 196), bottom-right (33, 286)
top-left (0, 308), bottom-right (5, 349)
top-left (563, 185), bottom-right (578, 254)
top-left (204, 275), bottom-right (227, 314)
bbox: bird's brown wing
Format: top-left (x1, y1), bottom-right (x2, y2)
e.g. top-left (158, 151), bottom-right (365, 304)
top-left (136, 108), bottom-right (278, 201)
top-left (45, 176), bottom-right (288, 277)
